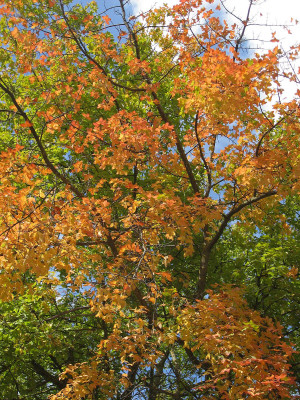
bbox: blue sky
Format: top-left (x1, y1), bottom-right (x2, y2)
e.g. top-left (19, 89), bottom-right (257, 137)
top-left (73, 0), bottom-right (299, 101)
top-left (131, 0), bottom-right (300, 102)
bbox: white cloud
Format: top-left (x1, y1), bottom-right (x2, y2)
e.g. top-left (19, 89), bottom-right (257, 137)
top-left (132, 0), bottom-right (300, 52)
top-left (222, 0), bottom-right (300, 102)
top-left (131, 0), bottom-right (299, 101)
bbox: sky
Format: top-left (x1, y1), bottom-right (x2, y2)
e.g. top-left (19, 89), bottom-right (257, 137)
top-left (130, 0), bottom-right (300, 101)
top-left (75, 0), bottom-right (299, 102)
top-left (131, 0), bottom-right (300, 39)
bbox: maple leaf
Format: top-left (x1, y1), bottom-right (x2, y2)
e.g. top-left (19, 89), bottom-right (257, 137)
top-left (20, 120), bottom-right (33, 128)
top-left (102, 15), bottom-right (111, 25)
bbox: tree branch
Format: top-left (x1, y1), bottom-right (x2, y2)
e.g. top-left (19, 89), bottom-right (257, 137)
top-left (255, 114), bottom-right (292, 157)
top-left (195, 190), bottom-right (277, 298)
top-left (195, 111), bottom-right (211, 197)
top-left (233, 0), bottom-right (253, 59)
top-left (31, 360), bottom-right (67, 389)
top-left (0, 79), bottom-right (83, 199)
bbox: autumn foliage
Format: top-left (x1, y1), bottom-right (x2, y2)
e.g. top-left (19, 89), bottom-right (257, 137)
top-left (0, 0), bottom-right (299, 398)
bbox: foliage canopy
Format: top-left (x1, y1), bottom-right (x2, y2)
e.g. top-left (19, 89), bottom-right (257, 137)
top-left (0, 0), bottom-right (299, 398)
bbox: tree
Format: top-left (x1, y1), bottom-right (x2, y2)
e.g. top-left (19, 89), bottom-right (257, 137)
top-left (0, 0), bottom-right (299, 398)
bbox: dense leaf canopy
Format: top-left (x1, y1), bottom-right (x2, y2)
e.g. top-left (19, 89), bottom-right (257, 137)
top-left (0, 0), bottom-right (299, 399)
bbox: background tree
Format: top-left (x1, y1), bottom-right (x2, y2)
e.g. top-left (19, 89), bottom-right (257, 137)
top-left (0, 0), bottom-right (299, 398)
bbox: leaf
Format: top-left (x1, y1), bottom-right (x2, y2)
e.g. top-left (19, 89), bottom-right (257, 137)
top-left (102, 15), bottom-right (111, 25)
top-left (20, 120), bottom-right (33, 128)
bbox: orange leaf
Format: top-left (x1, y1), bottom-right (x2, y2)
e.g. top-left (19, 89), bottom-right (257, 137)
top-left (103, 15), bottom-right (111, 25)
top-left (20, 120), bottom-right (33, 128)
